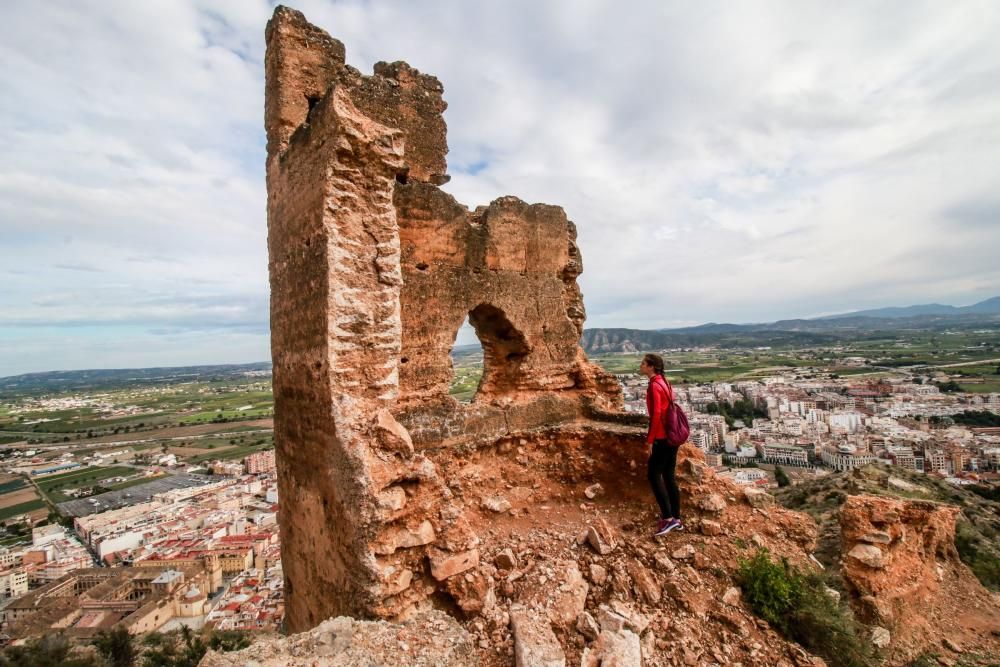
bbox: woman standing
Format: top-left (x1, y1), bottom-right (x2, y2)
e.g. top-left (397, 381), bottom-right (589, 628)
top-left (640, 353), bottom-right (684, 536)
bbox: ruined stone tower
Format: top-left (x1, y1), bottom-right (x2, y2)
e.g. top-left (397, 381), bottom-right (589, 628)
top-left (264, 6), bottom-right (623, 632)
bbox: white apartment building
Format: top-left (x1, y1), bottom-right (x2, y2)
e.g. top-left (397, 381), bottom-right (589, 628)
top-left (982, 448), bottom-right (1000, 470)
top-left (821, 447), bottom-right (877, 472)
top-left (760, 443), bottom-right (809, 467)
top-left (0, 567), bottom-right (28, 600)
top-left (828, 412), bottom-right (864, 434)
top-left (32, 524), bottom-right (66, 548)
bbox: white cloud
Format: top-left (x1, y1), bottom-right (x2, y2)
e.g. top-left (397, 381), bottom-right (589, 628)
top-left (1, 0), bottom-right (999, 375)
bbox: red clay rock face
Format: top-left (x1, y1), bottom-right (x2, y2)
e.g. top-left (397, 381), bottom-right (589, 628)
top-left (265, 6), bottom-right (620, 632)
top-left (839, 495), bottom-right (1000, 662)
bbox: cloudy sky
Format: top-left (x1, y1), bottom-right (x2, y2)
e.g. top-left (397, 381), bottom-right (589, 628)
top-left (2, 1), bottom-right (999, 377)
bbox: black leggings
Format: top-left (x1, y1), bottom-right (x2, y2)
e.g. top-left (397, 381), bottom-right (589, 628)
top-left (648, 439), bottom-right (680, 520)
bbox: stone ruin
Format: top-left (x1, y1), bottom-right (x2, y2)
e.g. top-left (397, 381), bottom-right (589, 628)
top-left (264, 6), bottom-right (628, 632)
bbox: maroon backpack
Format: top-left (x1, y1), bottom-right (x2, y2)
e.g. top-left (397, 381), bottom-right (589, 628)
top-left (662, 378), bottom-right (690, 446)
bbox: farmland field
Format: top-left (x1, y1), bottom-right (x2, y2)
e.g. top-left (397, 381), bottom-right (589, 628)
top-left (0, 499), bottom-right (45, 520)
top-left (0, 487), bottom-right (41, 509)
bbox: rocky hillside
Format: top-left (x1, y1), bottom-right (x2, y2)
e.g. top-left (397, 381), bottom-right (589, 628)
top-left (203, 437), bottom-right (1000, 666)
top-left (775, 465), bottom-right (1000, 592)
top-left (776, 465), bottom-right (1000, 664)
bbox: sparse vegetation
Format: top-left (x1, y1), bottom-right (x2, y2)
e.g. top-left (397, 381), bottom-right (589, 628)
top-left (738, 548), bottom-right (875, 667)
top-left (94, 626), bottom-right (137, 667)
top-left (0, 633), bottom-right (99, 667)
top-left (950, 410), bottom-right (1000, 427)
top-left (955, 520), bottom-right (1000, 591)
top-left (141, 626), bottom-right (250, 667)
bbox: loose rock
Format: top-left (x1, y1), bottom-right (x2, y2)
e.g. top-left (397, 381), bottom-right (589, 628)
top-left (581, 629), bottom-right (642, 667)
top-left (672, 544), bottom-right (696, 561)
top-left (871, 626), bottom-right (891, 648)
top-left (586, 518), bottom-right (618, 555)
top-left (510, 607), bottom-right (566, 667)
top-left (577, 611), bottom-right (601, 641)
top-left (743, 488), bottom-right (775, 510)
top-left (699, 493), bottom-right (727, 514)
top-left (847, 543), bottom-right (885, 569)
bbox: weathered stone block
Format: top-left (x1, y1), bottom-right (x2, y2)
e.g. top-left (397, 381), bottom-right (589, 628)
top-left (743, 487), bottom-right (776, 509)
top-left (581, 628), bottom-right (642, 667)
top-left (429, 548), bottom-right (480, 581)
top-left (510, 607), bottom-right (566, 667)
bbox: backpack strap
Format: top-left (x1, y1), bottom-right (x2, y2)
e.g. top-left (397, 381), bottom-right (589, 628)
top-left (655, 374), bottom-right (673, 406)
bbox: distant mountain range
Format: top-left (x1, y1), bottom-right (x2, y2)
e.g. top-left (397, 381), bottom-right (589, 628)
top-left (819, 296), bottom-right (1000, 320)
top-left (581, 296), bottom-right (1000, 354)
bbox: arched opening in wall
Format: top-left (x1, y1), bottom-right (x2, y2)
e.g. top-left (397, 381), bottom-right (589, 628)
top-left (449, 316), bottom-right (482, 404)
top-left (467, 304), bottom-right (530, 398)
top-left (448, 304), bottom-right (530, 403)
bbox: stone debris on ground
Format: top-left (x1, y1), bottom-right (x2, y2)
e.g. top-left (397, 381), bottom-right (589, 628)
top-left (199, 610), bottom-right (477, 667)
top-left (510, 606), bottom-right (565, 667)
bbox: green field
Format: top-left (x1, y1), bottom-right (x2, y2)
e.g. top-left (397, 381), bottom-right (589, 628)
top-left (449, 367), bottom-right (482, 402)
top-left (188, 442), bottom-right (273, 464)
top-left (0, 479), bottom-right (26, 494)
top-left (33, 465), bottom-right (139, 503)
top-left (1, 377), bottom-right (273, 445)
top-left (0, 499), bottom-right (45, 520)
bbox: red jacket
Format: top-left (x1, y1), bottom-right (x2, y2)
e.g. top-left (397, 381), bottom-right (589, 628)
top-left (646, 374), bottom-right (673, 444)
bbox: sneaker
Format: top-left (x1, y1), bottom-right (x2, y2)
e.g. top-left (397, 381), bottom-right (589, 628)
top-left (673, 519), bottom-right (685, 532)
top-left (654, 518), bottom-right (679, 536)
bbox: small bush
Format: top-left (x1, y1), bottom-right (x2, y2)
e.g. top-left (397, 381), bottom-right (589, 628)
top-left (0, 633), bottom-right (99, 667)
top-left (738, 548), bottom-right (875, 667)
top-left (955, 521), bottom-right (1000, 591)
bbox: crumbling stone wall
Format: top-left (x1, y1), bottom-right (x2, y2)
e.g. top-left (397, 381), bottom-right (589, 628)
top-left (265, 6), bottom-right (621, 632)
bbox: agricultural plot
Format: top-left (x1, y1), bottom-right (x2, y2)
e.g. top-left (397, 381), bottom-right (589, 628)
top-left (0, 487), bottom-right (41, 509)
top-left (449, 367), bottom-right (482, 403)
top-left (0, 476), bottom-right (26, 494)
top-left (1, 376), bottom-right (274, 445)
top-left (186, 441), bottom-right (273, 464)
top-left (0, 499), bottom-right (45, 521)
top-left (34, 465), bottom-right (139, 503)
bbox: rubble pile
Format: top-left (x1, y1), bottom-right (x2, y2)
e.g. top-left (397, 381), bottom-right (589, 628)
top-left (201, 610), bottom-right (476, 667)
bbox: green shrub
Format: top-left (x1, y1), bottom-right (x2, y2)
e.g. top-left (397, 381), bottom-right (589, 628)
top-left (738, 549), bottom-right (875, 667)
top-left (140, 627), bottom-right (250, 667)
top-left (955, 521), bottom-right (1000, 592)
top-left (0, 634), bottom-right (99, 667)
top-left (93, 625), bottom-right (136, 667)
top-left (905, 653), bottom-right (940, 667)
